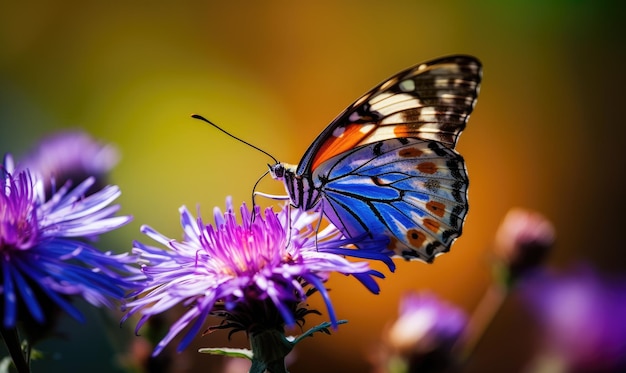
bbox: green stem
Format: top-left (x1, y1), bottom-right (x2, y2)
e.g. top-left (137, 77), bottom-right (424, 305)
top-left (0, 326), bottom-right (30, 373)
top-left (246, 321), bottom-right (347, 373)
top-left (249, 330), bottom-right (292, 373)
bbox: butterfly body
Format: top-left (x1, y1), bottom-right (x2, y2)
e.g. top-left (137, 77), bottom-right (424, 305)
top-left (270, 55), bottom-right (481, 262)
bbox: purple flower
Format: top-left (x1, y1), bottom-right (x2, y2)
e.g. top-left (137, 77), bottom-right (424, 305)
top-left (17, 130), bottom-right (119, 197)
top-left (0, 154), bottom-right (137, 328)
top-left (388, 292), bottom-right (467, 353)
top-left (124, 198), bottom-right (392, 356)
top-left (374, 292), bottom-right (467, 373)
top-left (522, 265), bottom-right (626, 372)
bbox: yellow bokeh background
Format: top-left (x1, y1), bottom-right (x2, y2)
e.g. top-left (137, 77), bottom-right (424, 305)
top-left (1, 1), bottom-right (624, 372)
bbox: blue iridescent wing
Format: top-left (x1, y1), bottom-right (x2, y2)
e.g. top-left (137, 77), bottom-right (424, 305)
top-left (313, 137), bottom-right (468, 262)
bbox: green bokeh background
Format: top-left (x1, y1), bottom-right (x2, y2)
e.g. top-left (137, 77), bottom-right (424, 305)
top-left (1, 1), bottom-right (624, 372)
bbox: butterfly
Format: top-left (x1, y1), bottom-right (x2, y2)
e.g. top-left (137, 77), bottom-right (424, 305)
top-left (267, 55), bottom-right (481, 262)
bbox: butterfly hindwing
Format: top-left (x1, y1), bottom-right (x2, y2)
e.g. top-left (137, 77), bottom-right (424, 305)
top-left (314, 137), bottom-right (468, 262)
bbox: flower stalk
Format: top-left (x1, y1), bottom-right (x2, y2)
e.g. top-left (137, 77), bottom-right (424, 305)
top-left (0, 326), bottom-right (30, 373)
top-left (455, 208), bottom-right (555, 367)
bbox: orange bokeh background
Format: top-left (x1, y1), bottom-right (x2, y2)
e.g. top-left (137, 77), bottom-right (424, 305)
top-left (1, 1), bottom-right (624, 372)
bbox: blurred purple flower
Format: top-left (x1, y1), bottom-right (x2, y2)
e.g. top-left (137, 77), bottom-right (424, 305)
top-left (124, 198), bottom-right (392, 356)
top-left (374, 292), bottom-right (467, 373)
top-left (17, 130), bottom-right (119, 197)
top-left (0, 154), bottom-right (137, 329)
top-left (493, 208), bottom-right (555, 281)
top-left (522, 265), bottom-right (626, 373)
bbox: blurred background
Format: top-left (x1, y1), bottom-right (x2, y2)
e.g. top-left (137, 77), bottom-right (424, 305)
top-left (1, 1), bottom-right (624, 372)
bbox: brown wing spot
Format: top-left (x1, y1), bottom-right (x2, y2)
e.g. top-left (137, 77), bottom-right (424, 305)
top-left (387, 236), bottom-right (399, 250)
top-left (372, 176), bottom-right (386, 186)
top-left (423, 218), bottom-right (440, 233)
top-left (426, 201), bottom-right (446, 217)
top-left (417, 162), bottom-right (438, 174)
top-left (407, 228), bottom-right (426, 248)
top-left (398, 147), bottom-right (423, 158)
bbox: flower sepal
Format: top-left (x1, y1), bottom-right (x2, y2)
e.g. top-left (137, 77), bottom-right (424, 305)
top-left (198, 346), bottom-right (254, 360)
top-left (289, 320), bottom-right (347, 346)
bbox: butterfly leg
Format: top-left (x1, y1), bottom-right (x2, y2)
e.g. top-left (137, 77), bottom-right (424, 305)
top-left (253, 191), bottom-right (291, 201)
top-left (286, 203), bottom-right (293, 249)
top-left (250, 170), bottom-right (271, 223)
top-left (250, 191), bottom-right (290, 225)
top-left (313, 201), bottom-right (328, 251)
top-left (252, 191), bottom-right (296, 248)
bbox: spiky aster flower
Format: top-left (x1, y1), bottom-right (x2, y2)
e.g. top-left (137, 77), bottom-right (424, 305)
top-left (124, 198), bottom-right (393, 356)
top-left (0, 154), bottom-right (137, 329)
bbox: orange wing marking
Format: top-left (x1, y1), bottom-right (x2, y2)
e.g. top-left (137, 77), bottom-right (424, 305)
top-left (393, 124), bottom-right (411, 137)
top-left (311, 123), bottom-right (376, 170)
top-left (423, 218), bottom-right (440, 233)
top-left (407, 228), bottom-right (426, 248)
top-left (426, 201), bottom-right (446, 218)
top-left (417, 162), bottom-right (438, 174)
top-left (398, 147), bottom-right (423, 158)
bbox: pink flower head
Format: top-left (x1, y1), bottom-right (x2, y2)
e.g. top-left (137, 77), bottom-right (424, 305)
top-left (494, 208), bottom-right (555, 278)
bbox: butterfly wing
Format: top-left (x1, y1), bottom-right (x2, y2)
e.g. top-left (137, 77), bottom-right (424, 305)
top-left (277, 55), bottom-right (480, 260)
top-left (314, 137), bottom-right (468, 262)
top-left (296, 55), bottom-right (481, 175)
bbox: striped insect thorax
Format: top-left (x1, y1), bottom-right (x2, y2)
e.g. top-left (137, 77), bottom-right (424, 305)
top-left (269, 162), bottom-right (320, 210)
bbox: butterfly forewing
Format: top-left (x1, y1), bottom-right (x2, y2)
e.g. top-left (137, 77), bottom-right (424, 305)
top-left (298, 55), bottom-right (481, 174)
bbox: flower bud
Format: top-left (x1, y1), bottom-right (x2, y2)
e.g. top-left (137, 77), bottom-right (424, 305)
top-left (376, 292), bottom-right (467, 373)
top-left (493, 208), bottom-right (555, 279)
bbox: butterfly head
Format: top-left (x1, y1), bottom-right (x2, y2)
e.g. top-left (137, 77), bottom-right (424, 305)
top-left (268, 162), bottom-right (297, 181)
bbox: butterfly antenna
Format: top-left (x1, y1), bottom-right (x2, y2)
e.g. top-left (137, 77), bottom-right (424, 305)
top-left (191, 114), bottom-right (279, 164)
